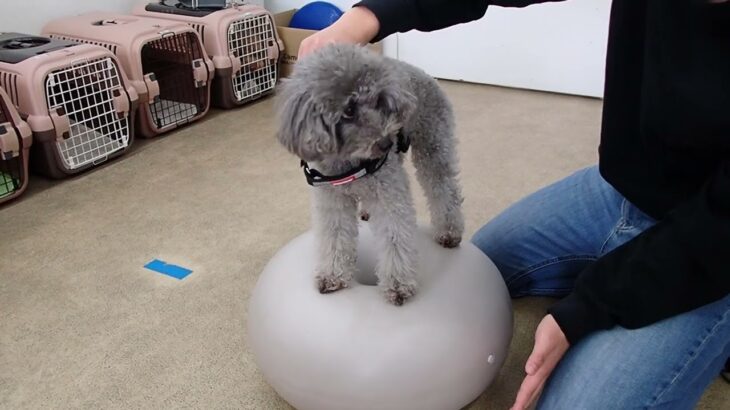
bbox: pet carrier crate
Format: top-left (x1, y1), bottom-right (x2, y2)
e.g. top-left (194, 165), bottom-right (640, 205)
top-left (0, 87), bottom-right (32, 204)
top-left (43, 13), bottom-right (214, 137)
top-left (134, 1), bottom-right (283, 109)
top-left (0, 33), bottom-right (137, 179)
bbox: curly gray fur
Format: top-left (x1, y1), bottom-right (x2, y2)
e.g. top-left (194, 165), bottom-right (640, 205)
top-left (276, 44), bottom-right (464, 305)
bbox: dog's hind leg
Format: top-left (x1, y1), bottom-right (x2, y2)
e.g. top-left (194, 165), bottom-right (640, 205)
top-left (312, 189), bottom-right (359, 294)
top-left (410, 118), bottom-right (465, 248)
top-left (364, 168), bottom-right (419, 306)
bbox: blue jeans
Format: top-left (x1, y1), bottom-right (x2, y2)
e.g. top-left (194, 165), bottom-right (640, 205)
top-left (472, 166), bottom-right (730, 409)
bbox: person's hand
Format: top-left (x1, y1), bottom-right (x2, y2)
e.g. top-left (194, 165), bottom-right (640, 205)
top-left (298, 7), bottom-right (380, 58)
top-left (511, 314), bottom-right (569, 410)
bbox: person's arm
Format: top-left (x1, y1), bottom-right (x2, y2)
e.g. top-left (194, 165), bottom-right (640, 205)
top-left (549, 160), bottom-right (730, 344)
top-left (359, 0), bottom-right (564, 41)
top-left (356, 0), bottom-right (489, 42)
top-left (298, 0), bottom-right (562, 57)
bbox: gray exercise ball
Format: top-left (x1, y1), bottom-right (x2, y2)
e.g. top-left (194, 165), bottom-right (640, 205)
top-left (248, 224), bottom-right (513, 410)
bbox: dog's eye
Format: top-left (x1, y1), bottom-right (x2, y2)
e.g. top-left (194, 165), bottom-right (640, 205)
top-left (342, 101), bottom-right (357, 120)
top-left (376, 94), bottom-right (387, 110)
top-left (376, 93), bottom-right (394, 114)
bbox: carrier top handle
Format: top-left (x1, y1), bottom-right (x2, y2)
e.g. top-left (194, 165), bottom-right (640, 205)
top-left (180, 0), bottom-right (228, 9)
top-left (146, 1), bottom-right (240, 17)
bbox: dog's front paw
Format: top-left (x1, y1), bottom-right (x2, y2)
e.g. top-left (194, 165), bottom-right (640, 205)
top-left (436, 232), bottom-right (462, 248)
top-left (316, 274), bottom-right (350, 294)
top-left (382, 281), bottom-right (417, 306)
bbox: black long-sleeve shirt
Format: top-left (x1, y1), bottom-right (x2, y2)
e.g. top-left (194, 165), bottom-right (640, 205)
top-left (356, 0), bottom-right (730, 344)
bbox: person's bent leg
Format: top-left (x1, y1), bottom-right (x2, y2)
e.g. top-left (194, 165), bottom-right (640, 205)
top-left (538, 294), bottom-right (730, 409)
top-left (471, 166), bottom-right (640, 297)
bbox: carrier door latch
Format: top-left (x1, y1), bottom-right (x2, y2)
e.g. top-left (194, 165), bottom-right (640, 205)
top-left (49, 107), bottom-right (71, 141)
top-left (111, 87), bottom-right (130, 119)
top-left (230, 54), bottom-right (243, 77)
top-left (192, 58), bottom-right (208, 88)
top-left (0, 122), bottom-right (20, 159)
top-left (144, 73), bottom-right (161, 103)
top-left (268, 40), bottom-right (283, 61)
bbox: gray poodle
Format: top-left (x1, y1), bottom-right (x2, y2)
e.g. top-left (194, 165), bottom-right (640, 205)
top-left (276, 44), bottom-right (463, 305)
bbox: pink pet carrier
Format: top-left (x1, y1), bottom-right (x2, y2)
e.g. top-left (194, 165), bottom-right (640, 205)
top-left (0, 33), bottom-right (137, 179)
top-left (0, 87), bottom-right (32, 204)
top-left (134, 1), bottom-right (283, 109)
top-left (43, 13), bottom-right (214, 137)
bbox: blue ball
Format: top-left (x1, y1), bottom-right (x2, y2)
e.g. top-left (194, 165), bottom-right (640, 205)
top-left (289, 2), bottom-right (344, 31)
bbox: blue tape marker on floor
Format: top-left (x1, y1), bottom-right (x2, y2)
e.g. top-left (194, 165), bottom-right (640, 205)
top-left (144, 259), bottom-right (193, 280)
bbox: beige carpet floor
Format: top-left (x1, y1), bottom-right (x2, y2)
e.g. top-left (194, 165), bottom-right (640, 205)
top-left (1, 81), bottom-right (726, 409)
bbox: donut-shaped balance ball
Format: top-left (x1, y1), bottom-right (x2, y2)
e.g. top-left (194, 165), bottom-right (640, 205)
top-left (248, 224), bottom-right (513, 410)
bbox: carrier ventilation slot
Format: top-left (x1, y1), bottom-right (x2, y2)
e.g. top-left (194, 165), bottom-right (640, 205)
top-left (48, 34), bottom-right (119, 55)
top-left (190, 23), bottom-right (206, 44)
top-left (0, 72), bottom-right (19, 106)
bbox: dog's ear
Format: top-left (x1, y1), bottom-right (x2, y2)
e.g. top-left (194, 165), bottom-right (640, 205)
top-left (276, 80), bottom-right (337, 162)
top-left (377, 87), bottom-right (417, 125)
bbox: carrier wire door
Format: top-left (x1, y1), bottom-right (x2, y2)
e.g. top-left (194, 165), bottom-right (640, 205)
top-left (142, 32), bottom-right (209, 128)
top-left (0, 87), bottom-right (32, 203)
top-left (43, 14), bottom-right (214, 137)
top-left (46, 57), bottom-right (131, 169)
top-left (134, 2), bottom-right (283, 109)
top-left (0, 33), bottom-right (136, 178)
top-left (228, 13), bottom-right (278, 103)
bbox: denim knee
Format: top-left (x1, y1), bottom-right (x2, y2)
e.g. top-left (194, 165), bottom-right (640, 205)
top-left (471, 220), bottom-right (515, 283)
